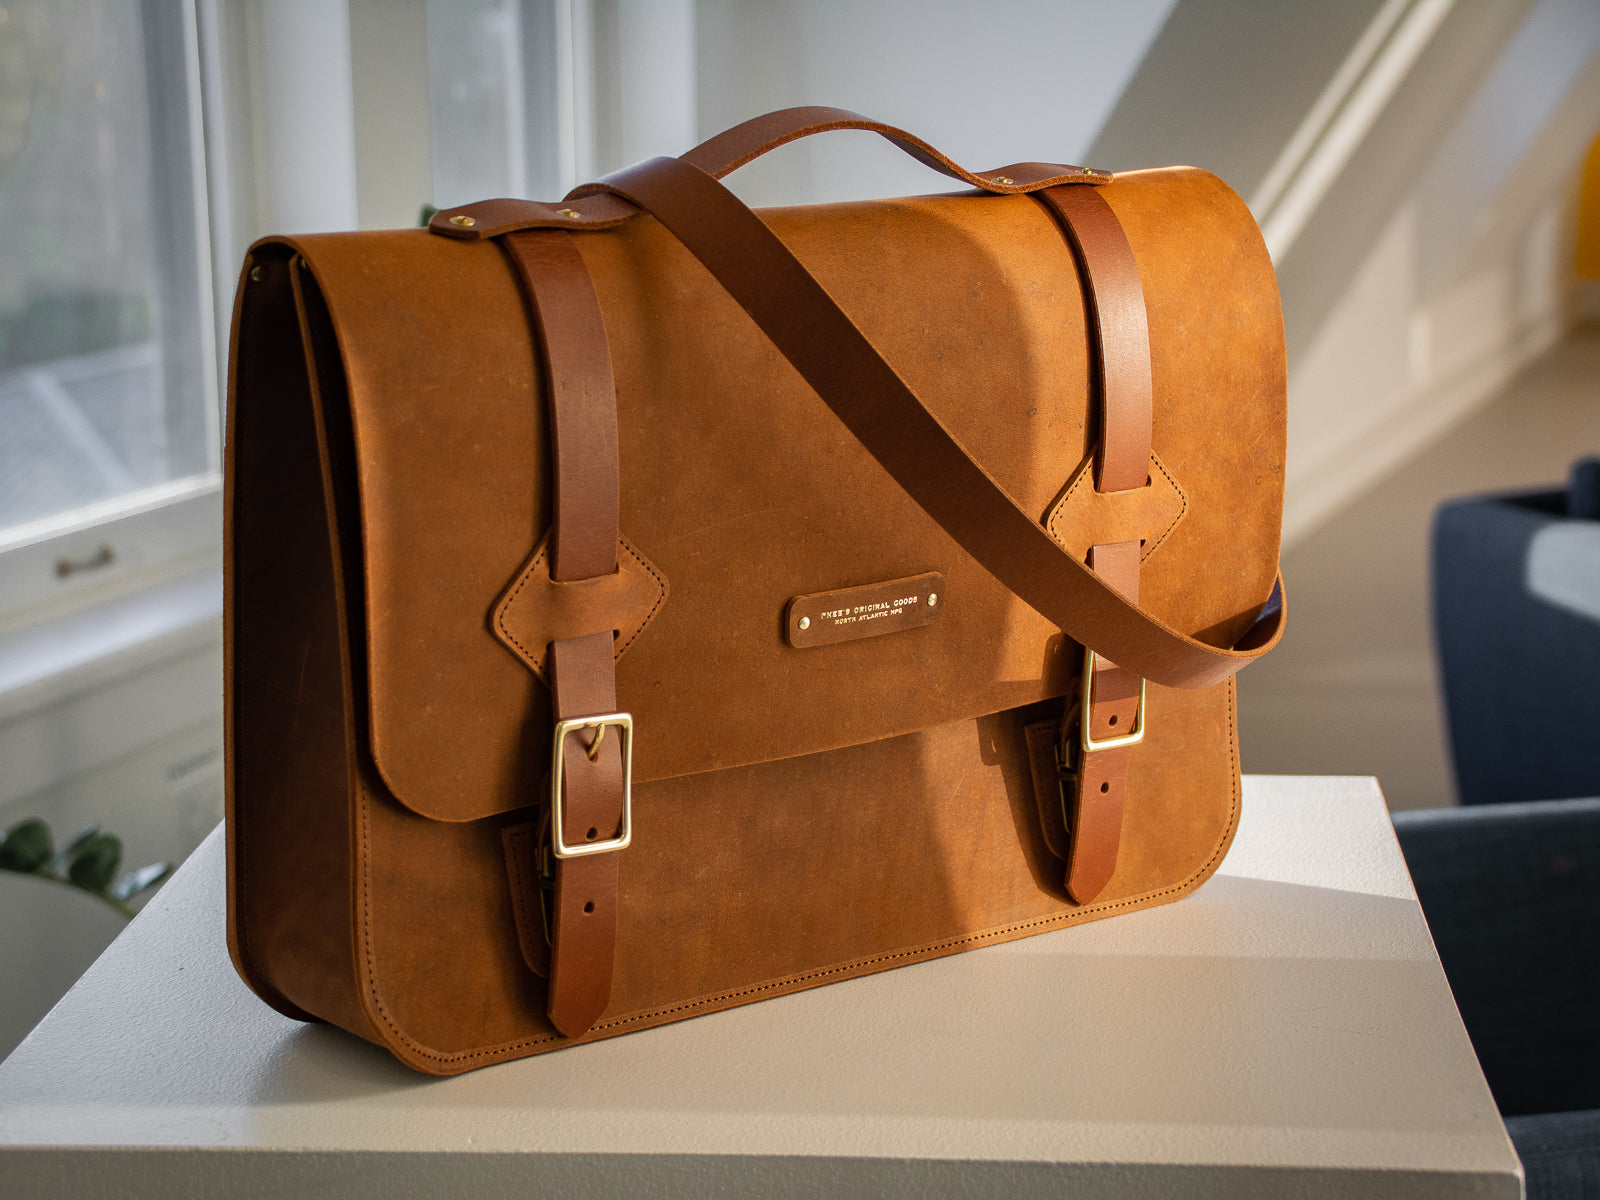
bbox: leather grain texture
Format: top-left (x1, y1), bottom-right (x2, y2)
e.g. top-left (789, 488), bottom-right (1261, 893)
top-left (226, 130), bottom-right (1285, 1073)
top-left (267, 170), bottom-right (1282, 826)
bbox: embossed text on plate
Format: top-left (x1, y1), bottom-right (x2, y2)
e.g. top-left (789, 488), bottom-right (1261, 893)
top-left (785, 572), bottom-right (945, 649)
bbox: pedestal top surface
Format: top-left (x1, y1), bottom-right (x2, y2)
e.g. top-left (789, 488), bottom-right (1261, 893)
top-left (0, 776), bottom-right (1522, 1198)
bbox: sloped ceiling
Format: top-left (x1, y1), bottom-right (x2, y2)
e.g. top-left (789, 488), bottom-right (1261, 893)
top-left (1088, 0), bottom-right (1536, 364)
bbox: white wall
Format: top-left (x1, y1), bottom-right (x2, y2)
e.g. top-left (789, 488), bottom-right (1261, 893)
top-left (690, 0), bottom-right (1174, 208)
top-left (1283, 0), bottom-right (1600, 545)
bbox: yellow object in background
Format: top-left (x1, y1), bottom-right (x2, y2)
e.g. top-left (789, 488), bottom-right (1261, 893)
top-left (1577, 128), bottom-right (1600, 278)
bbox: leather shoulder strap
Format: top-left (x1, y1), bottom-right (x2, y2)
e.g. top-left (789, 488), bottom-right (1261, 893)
top-left (573, 156), bottom-right (1283, 690)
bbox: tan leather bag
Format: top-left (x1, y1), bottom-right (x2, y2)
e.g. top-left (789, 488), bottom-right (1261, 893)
top-left (225, 108), bottom-right (1286, 1074)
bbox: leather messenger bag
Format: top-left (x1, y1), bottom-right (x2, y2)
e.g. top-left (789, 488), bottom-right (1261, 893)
top-left (225, 107), bottom-right (1286, 1074)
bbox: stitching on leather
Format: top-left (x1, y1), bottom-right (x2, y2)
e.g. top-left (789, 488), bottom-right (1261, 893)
top-left (494, 534), bottom-right (667, 679)
top-left (1047, 457), bottom-right (1092, 544)
top-left (493, 539), bottom-right (555, 673)
top-left (587, 686), bottom-right (1245, 1044)
top-left (1142, 454), bottom-right (1188, 559)
top-left (492, 540), bottom-right (553, 664)
top-left (503, 826), bottom-right (548, 976)
top-left (1047, 452), bottom-right (1187, 564)
top-left (355, 787), bottom-right (566, 1068)
top-left (357, 688), bottom-right (1245, 1070)
top-left (618, 539), bottom-right (668, 658)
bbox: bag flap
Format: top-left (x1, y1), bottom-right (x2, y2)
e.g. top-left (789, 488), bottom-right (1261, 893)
top-left (276, 167), bottom-right (1284, 822)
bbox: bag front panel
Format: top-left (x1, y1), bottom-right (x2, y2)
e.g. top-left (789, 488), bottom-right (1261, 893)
top-left (280, 167), bottom-right (1280, 826)
top-left (350, 682), bottom-right (1237, 1073)
top-left (226, 156), bottom-right (1278, 1075)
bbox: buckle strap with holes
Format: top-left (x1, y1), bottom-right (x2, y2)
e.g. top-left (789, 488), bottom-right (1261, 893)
top-left (500, 228), bottom-right (628, 1040)
top-left (1041, 179), bottom-right (1153, 906)
top-left (545, 632), bottom-right (627, 1037)
top-left (1065, 542), bottom-right (1145, 904)
top-left (1081, 649), bottom-right (1146, 753)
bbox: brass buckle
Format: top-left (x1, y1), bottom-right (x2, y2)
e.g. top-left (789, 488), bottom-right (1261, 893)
top-left (1080, 649), bottom-right (1147, 753)
top-left (549, 712), bottom-right (633, 858)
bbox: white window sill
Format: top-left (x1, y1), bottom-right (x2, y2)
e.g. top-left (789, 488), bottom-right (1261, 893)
top-left (0, 566), bottom-right (223, 810)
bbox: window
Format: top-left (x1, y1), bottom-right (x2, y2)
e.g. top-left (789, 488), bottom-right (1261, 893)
top-left (0, 0), bottom-right (218, 624)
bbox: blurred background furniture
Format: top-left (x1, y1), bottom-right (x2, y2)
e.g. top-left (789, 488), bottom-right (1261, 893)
top-left (1401, 456), bottom-right (1600, 1198)
top-left (1433, 457), bottom-right (1600, 806)
top-left (1395, 799), bottom-right (1600, 1200)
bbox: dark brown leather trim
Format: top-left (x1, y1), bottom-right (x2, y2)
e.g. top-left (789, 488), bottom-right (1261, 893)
top-left (679, 106), bottom-right (1109, 189)
top-left (1068, 541), bottom-right (1142, 904)
top-left (546, 632), bottom-right (623, 1037)
top-left (502, 818), bottom-right (551, 978)
top-left (1035, 185), bottom-right (1154, 496)
top-left (499, 229), bottom-right (628, 1038)
top-left (501, 231), bottom-right (619, 582)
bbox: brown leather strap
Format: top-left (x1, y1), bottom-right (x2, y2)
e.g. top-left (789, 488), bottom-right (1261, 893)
top-left (546, 632), bottom-right (624, 1037)
top-left (1036, 186), bottom-right (1153, 496)
top-left (501, 230), bottom-right (624, 1038)
top-left (1036, 184), bottom-right (1152, 902)
top-left (1068, 541), bottom-right (1142, 903)
top-left (429, 106), bottom-right (1108, 241)
top-left (575, 156), bottom-right (1284, 689)
top-left (681, 106), bottom-right (1110, 191)
top-left (501, 232), bottom-right (618, 581)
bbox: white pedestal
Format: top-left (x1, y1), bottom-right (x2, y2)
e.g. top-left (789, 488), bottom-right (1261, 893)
top-left (0, 776), bottom-right (1522, 1198)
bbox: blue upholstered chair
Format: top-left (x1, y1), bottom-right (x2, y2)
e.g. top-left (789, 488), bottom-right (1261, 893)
top-left (1393, 800), bottom-right (1600, 1198)
top-left (1433, 457), bottom-right (1600, 806)
top-left (1401, 457), bottom-right (1600, 1198)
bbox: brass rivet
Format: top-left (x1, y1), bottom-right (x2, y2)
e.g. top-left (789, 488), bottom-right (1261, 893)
top-left (992, 176), bottom-right (1014, 185)
top-left (249, 265), bottom-right (264, 282)
top-left (928, 593), bottom-right (939, 607)
top-left (448, 214), bottom-right (477, 227)
top-left (798, 617), bottom-right (811, 631)
top-left (557, 208), bottom-right (583, 219)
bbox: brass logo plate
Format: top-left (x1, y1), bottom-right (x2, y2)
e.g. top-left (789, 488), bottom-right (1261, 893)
top-left (785, 572), bottom-right (945, 649)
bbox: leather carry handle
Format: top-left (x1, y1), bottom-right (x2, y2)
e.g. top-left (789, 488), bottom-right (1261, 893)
top-left (680, 105), bottom-right (1110, 192)
top-left (428, 107), bottom-right (1108, 241)
top-left (570, 155), bottom-right (1284, 690)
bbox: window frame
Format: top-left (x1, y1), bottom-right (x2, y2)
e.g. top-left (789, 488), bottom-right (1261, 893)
top-left (0, 0), bottom-right (223, 631)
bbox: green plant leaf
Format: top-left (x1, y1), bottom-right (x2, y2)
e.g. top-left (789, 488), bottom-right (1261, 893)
top-left (66, 832), bottom-right (122, 892)
top-left (49, 824), bottom-right (101, 874)
top-left (418, 202), bottom-right (439, 227)
top-left (0, 817), bottom-right (53, 873)
top-left (110, 861), bottom-right (171, 902)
